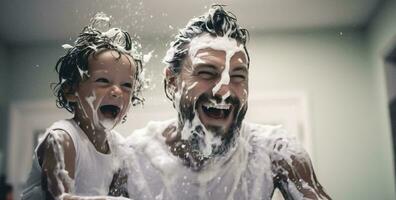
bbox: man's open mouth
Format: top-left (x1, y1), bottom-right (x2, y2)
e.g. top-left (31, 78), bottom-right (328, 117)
top-left (201, 102), bottom-right (232, 119)
top-left (99, 105), bottom-right (121, 119)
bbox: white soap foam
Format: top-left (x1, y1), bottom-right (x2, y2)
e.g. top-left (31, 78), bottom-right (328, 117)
top-left (188, 33), bottom-right (247, 95)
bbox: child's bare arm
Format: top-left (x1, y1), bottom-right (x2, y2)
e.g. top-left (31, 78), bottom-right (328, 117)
top-left (39, 130), bottom-right (133, 200)
top-left (38, 130), bottom-right (76, 199)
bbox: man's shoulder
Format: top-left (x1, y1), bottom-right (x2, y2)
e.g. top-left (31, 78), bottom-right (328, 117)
top-left (243, 122), bottom-right (303, 153)
top-left (243, 122), bottom-right (286, 141)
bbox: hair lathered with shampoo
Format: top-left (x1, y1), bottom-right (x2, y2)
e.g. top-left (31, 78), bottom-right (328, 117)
top-left (163, 5), bottom-right (249, 101)
top-left (53, 13), bottom-right (145, 113)
top-left (163, 4), bottom-right (250, 75)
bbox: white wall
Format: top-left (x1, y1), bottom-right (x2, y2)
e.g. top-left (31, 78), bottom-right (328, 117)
top-left (250, 29), bottom-right (393, 199)
top-left (0, 43), bottom-right (7, 174)
top-left (385, 62), bottom-right (396, 101)
top-left (367, 0), bottom-right (396, 199)
top-left (8, 43), bottom-right (66, 101)
top-left (0, 44), bottom-right (6, 104)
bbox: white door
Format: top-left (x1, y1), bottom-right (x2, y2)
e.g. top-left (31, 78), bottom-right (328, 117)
top-left (7, 100), bottom-right (72, 198)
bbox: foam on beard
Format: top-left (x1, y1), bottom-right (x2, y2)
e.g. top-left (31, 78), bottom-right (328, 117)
top-left (174, 83), bottom-right (217, 157)
top-left (174, 33), bottom-right (247, 157)
top-left (181, 109), bottom-right (222, 157)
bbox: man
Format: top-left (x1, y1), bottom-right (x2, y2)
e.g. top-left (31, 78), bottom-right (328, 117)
top-left (124, 5), bottom-right (331, 200)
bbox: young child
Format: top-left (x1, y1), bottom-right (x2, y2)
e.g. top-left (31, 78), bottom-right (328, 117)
top-left (21, 13), bottom-right (144, 200)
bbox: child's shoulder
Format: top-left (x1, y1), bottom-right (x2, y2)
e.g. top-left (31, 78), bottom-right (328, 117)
top-left (37, 119), bottom-right (77, 159)
top-left (42, 119), bottom-right (77, 143)
top-left (46, 119), bottom-right (77, 133)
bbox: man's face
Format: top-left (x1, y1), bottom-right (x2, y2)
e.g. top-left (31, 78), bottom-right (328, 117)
top-left (170, 34), bottom-right (249, 142)
top-left (72, 50), bottom-right (136, 131)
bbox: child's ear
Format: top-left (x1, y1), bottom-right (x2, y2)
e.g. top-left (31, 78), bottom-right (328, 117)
top-left (64, 84), bottom-right (78, 103)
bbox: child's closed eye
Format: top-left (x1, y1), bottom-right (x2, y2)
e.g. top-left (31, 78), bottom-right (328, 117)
top-left (95, 78), bottom-right (110, 83)
top-left (122, 82), bottom-right (133, 89)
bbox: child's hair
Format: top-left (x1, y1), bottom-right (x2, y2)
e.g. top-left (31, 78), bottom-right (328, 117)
top-left (53, 12), bottom-right (145, 113)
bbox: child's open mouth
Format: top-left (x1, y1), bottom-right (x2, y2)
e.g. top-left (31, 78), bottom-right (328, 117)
top-left (99, 105), bottom-right (121, 119)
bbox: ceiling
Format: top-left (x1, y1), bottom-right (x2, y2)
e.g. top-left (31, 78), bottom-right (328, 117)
top-left (0, 0), bottom-right (383, 44)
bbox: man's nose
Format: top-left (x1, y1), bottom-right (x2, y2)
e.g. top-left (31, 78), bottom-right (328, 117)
top-left (110, 85), bottom-right (123, 98)
top-left (213, 84), bottom-right (231, 99)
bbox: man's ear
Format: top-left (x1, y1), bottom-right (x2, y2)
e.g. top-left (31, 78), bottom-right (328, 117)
top-left (164, 67), bottom-right (177, 101)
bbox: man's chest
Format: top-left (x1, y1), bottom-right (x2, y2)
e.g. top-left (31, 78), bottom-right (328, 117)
top-left (129, 150), bottom-right (275, 200)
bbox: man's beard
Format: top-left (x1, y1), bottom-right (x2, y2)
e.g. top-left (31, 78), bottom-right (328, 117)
top-left (176, 91), bottom-right (248, 166)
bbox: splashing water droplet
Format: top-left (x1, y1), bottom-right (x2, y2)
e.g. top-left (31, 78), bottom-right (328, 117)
top-left (143, 50), bottom-right (154, 64)
top-left (62, 44), bottom-right (73, 49)
top-left (90, 12), bottom-right (111, 32)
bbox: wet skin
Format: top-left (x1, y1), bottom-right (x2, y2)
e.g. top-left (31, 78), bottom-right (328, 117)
top-left (68, 50), bottom-right (136, 152)
top-left (39, 50), bottom-right (137, 199)
top-left (164, 46), bottom-right (248, 168)
top-left (173, 47), bottom-right (249, 136)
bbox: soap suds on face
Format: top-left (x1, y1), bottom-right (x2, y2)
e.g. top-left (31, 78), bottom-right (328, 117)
top-left (187, 82), bottom-right (198, 91)
top-left (85, 92), bottom-right (102, 131)
top-left (222, 91), bottom-right (230, 100)
top-left (171, 33), bottom-right (249, 160)
top-left (188, 33), bottom-right (247, 96)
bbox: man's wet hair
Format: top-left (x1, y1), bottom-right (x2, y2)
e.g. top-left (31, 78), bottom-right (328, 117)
top-left (163, 4), bottom-right (250, 75)
top-left (53, 13), bottom-right (145, 113)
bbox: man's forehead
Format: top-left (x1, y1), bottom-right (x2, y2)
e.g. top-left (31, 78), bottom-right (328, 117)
top-left (188, 33), bottom-right (247, 59)
top-left (192, 48), bottom-right (248, 67)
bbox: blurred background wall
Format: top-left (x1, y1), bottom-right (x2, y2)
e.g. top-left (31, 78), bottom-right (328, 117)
top-left (1, 0), bottom-right (396, 199)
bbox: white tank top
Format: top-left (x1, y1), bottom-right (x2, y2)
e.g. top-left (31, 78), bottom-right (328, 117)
top-left (21, 119), bottom-right (125, 199)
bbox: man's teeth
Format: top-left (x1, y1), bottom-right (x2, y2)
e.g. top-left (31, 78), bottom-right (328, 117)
top-left (202, 102), bottom-right (231, 110)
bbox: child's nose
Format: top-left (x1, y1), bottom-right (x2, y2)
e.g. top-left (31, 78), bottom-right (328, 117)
top-left (110, 85), bottom-right (122, 98)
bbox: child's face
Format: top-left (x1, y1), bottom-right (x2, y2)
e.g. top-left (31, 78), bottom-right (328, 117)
top-left (72, 50), bottom-right (136, 131)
